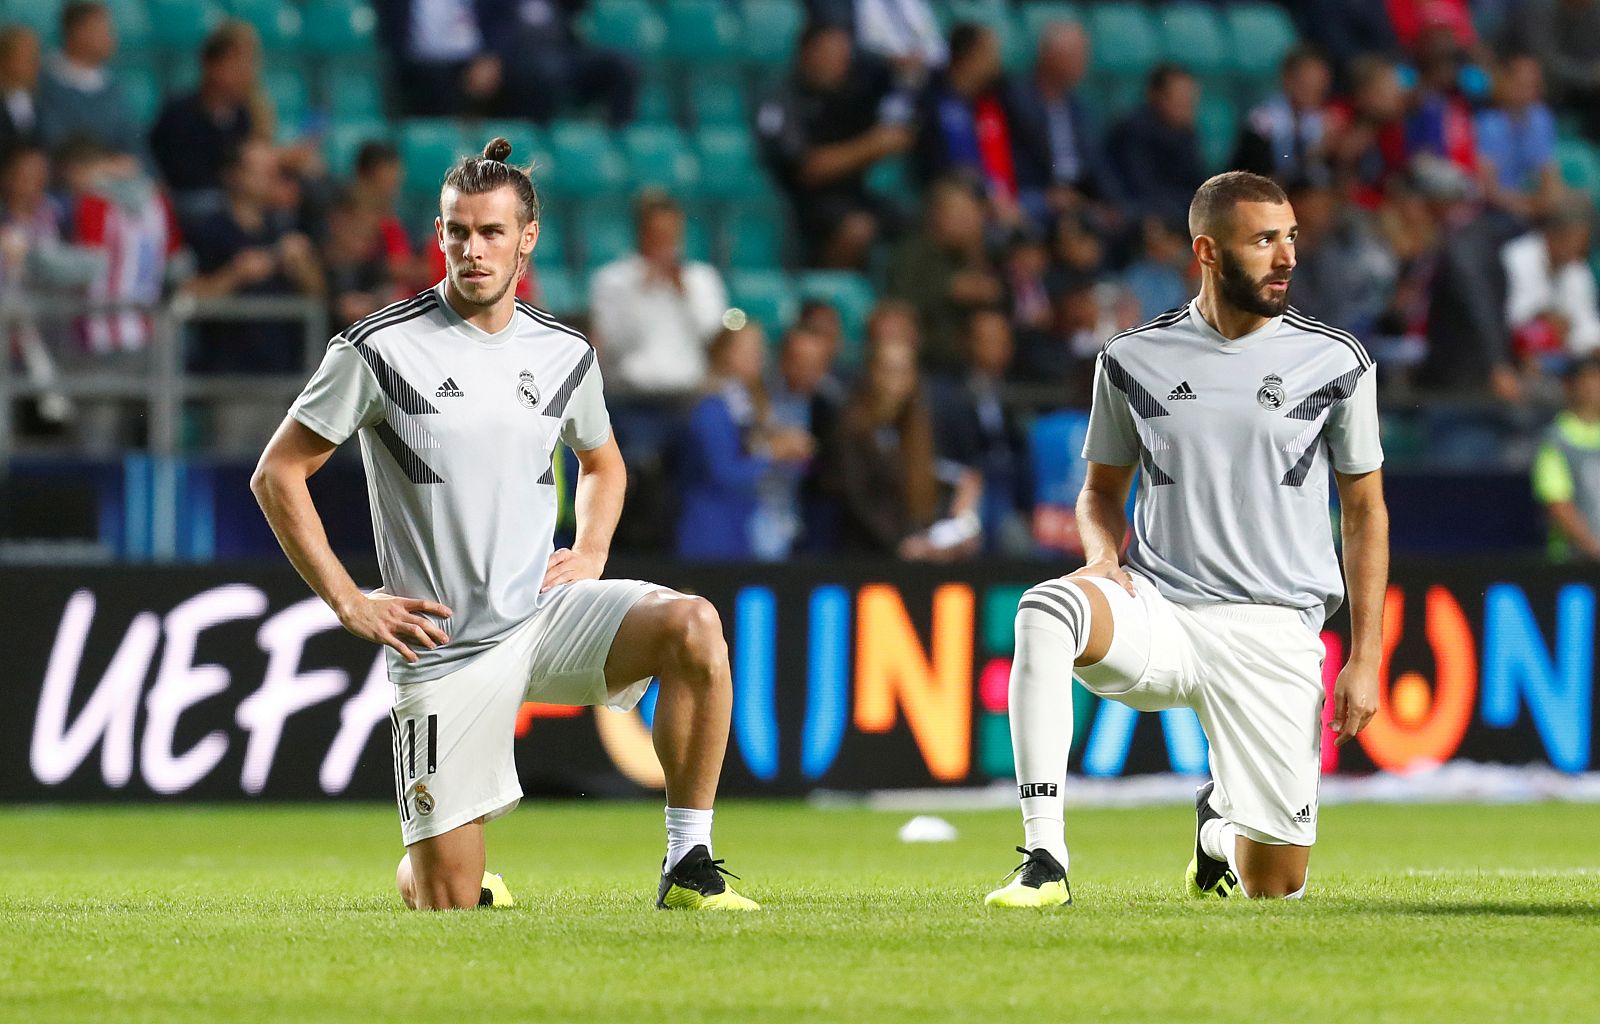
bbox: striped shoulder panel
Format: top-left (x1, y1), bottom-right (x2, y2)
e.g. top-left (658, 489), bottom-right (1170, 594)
top-left (1103, 304), bottom-right (1191, 354)
top-left (515, 299), bottom-right (591, 347)
top-left (343, 291), bottom-right (441, 349)
top-left (1283, 308), bottom-right (1373, 370)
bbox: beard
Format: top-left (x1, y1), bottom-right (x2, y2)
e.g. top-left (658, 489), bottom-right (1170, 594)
top-left (449, 262), bottom-right (518, 308)
top-left (1217, 249), bottom-right (1291, 318)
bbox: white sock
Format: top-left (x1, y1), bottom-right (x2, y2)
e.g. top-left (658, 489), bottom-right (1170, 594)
top-left (1199, 814), bottom-right (1249, 893)
top-left (1009, 582), bottom-right (1091, 871)
top-left (665, 807), bottom-right (713, 870)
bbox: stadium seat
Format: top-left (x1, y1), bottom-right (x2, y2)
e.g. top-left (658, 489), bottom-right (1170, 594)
top-left (531, 214), bottom-right (567, 270)
top-left (323, 118), bottom-right (388, 178)
top-left (0, 0), bottom-right (63, 46)
top-left (399, 119), bottom-right (469, 185)
top-left (695, 127), bottom-right (772, 203)
top-left (796, 271), bottom-right (875, 363)
top-left (728, 269), bottom-right (798, 333)
top-left (740, 0), bottom-right (803, 68)
top-left (865, 154), bottom-right (912, 198)
top-left (1195, 93), bottom-right (1239, 172)
top-left (1017, 2), bottom-right (1081, 43)
top-left (688, 71), bottom-right (748, 130)
top-left (119, 65), bottom-right (162, 128)
top-left (634, 77), bottom-right (676, 126)
top-left (225, 0), bottom-right (302, 51)
top-left (1156, 4), bottom-right (1229, 77)
top-left (580, 209), bottom-right (635, 270)
top-left (544, 121), bottom-right (628, 200)
top-left (146, 0), bottom-right (220, 52)
top-left (580, 0), bottom-right (666, 58)
top-left (620, 124), bottom-right (700, 193)
top-left (941, 1), bottom-right (1028, 73)
top-left (326, 64), bottom-right (385, 119)
top-left (726, 214), bottom-right (783, 270)
top-left (1556, 138), bottom-right (1600, 200)
top-left (1224, 4), bottom-right (1298, 79)
top-left (264, 67), bottom-right (307, 128)
top-left (104, 0), bottom-right (152, 52)
top-left (1086, 3), bottom-right (1159, 80)
top-left (301, 0), bottom-right (378, 55)
top-left (533, 267), bottom-right (583, 317)
top-left (661, 0), bottom-right (741, 63)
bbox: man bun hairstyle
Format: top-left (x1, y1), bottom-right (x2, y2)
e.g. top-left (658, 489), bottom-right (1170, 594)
top-left (440, 136), bottom-right (541, 225)
top-left (1188, 170), bottom-right (1288, 240)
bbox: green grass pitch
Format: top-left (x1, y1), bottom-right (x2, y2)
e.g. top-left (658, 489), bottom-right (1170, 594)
top-left (2, 800), bottom-right (1598, 1023)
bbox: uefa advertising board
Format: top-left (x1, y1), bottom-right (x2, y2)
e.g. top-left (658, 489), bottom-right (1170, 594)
top-left (3, 561), bottom-right (1594, 801)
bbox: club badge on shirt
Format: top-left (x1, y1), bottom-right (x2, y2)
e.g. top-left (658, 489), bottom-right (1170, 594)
top-left (517, 369), bottom-right (540, 410)
top-left (1257, 373), bottom-right (1285, 411)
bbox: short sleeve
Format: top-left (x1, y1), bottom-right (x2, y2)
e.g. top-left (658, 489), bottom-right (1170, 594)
top-left (1080, 352), bottom-right (1140, 466)
top-left (1325, 366), bottom-right (1384, 474)
top-left (288, 339), bottom-right (385, 445)
top-left (1533, 442), bottom-right (1575, 505)
top-left (559, 356), bottom-right (612, 451)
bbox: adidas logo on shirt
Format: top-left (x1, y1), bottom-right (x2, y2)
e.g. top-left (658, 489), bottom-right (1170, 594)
top-left (1167, 381), bottom-right (1198, 401)
top-left (435, 377), bottom-right (465, 398)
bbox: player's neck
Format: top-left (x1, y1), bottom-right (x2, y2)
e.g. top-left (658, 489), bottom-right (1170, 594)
top-left (1195, 282), bottom-right (1270, 341)
top-left (442, 280), bottom-right (516, 334)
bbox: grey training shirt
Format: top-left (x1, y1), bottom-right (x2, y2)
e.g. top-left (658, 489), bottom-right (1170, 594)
top-left (1082, 301), bottom-right (1383, 628)
top-left (289, 283), bottom-right (611, 684)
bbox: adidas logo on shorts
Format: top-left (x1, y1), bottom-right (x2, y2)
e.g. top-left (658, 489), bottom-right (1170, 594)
top-left (1293, 804), bottom-right (1313, 824)
top-left (1167, 381), bottom-right (1198, 400)
top-left (435, 377), bottom-right (465, 398)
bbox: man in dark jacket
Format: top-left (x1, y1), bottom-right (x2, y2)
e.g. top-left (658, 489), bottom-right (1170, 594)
top-left (1107, 64), bottom-right (1206, 227)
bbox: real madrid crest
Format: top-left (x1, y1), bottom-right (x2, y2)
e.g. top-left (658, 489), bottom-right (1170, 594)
top-left (413, 782), bottom-right (435, 816)
top-left (516, 369), bottom-right (540, 410)
top-left (1257, 373), bottom-right (1285, 411)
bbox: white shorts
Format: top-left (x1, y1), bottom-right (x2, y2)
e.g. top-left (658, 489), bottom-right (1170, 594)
top-left (388, 578), bottom-right (661, 845)
top-left (1056, 574), bottom-right (1326, 846)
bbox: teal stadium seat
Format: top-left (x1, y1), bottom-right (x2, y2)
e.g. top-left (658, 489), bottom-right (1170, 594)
top-left (634, 78), bottom-right (676, 126)
top-left (1086, 3), bottom-right (1159, 80)
top-left (323, 119), bottom-right (388, 178)
top-left (533, 268), bottom-right (583, 317)
top-left (1156, 4), bottom-right (1229, 77)
top-left (689, 71), bottom-right (748, 130)
top-left (741, 0), bottom-right (804, 68)
top-left (1556, 138), bottom-right (1600, 200)
top-left (1195, 93), bottom-right (1239, 172)
top-left (682, 215), bottom-right (713, 264)
top-left (696, 127), bottom-right (772, 203)
top-left (545, 121), bottom-right (628, 200)
top-left (532, 213), bottom-right (566, 270)
top-left (326, 64), bottom-right (385, 119)
top-left (146, 0), bottom-right (220, 52)
top-left (225, 0), bottom-right (302, 51)
top-left (581, 209), bottom-right (635, 270)
top-left (866, 154), bottom-right (911, 198)
top-left (1224, 4), bottom-right (1298, 80)
top-left (580, 0), bottom-right (665, 57)
top-left (120, 65), bottom-right (162, 128)
top-left (661, 0), bottom-right (740, 63)
top-left (301, 0), bottom-right (377, 55)
top-left (400, 119), bottom-right (469, 184)
top-left (796, 271), bottom-right (875, 364)
top-left (620, 124), bottom-right (700, 193)
top-left (726, 214), bottom-right (783, 270)
top-left (264, 67), bottom-right (308, 128)
top-left (942, 1), bottom-right (1028, 73)
top-left (728, 270), bottom-right (798, 333)
top-left (1017, 2), bottom-right (1081, 44)
top-left (105, 0), bottom-right (152, 52)
top-left (0, 0), bottom-right (63, 46)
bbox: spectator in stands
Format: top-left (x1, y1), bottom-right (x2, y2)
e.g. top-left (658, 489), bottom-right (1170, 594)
top-left (1325, 55), bottom-right (1411, 210)
top-left (1401, 26), bottom-right (1480, 179)
top-left (886, 179), bottom-right (1002, 372)
top-left (322, 189), bottom-right (398, 332)
top-left (37, 2), bottom-right (142, 160)
top-left (492, 0), bottom-right (638, 127)
top-left (1533, 354), bottom-right (1600, 561)
top-left (1121, 215), bottom-right (1192, 322)
top-left (1017, 277), bottom-right (1100, 388)
top-left (1234, 47), bottom-right (1334, 183)
top-left (915, 23), bottom-right (1019, 224)
top-left (1385, 0), bottom-right (1479, 53)
top-left (350, 140), bottom-right (430, 292)
top-left (183, 138), bottom-right (325, 376)
top-left (1291, 0), bottom-right (1400, 73)
top-left (825, 334), bottom-right (981, 559)
top-left (1005, 20), bottom-right (1119, 230)
top-left (1003, 228), bottom-right (1053, 341)
top-left (863, 298), bottom-right (920, 357)
top-left (1049, 208), bottom-right (1105, 291)
top-left (1, 144), bottom-right (66, 292)
top-left (756, 23), bottom-right (910, 270)
top-left (150, 21), bottom-right (269, 223)
top-left (1475, 52), bottom-right (1562, 225)
top-left (1107, 64), bottom-right (1206, 227)
top-left (1505, 0), bottom-right (1600, 140)
top-left (1284, 175), bottom-right (1397, 343)
top-left (675, 321), bottom-right (815, 561)
top-left (589, 189), bottom-right (727, 396)
top-left (0, 26), bottom-right (42, 154)
top-left (932, 307), bottom-right (1030, 553)
top-left (1502, 193), bottom-right (1600, 369)
top-left (797, 297), bottom-right (848, 368)
top-left (771, 322), bottom-right (846, 553)
top-left (377, 0), bottom-right (503, 117)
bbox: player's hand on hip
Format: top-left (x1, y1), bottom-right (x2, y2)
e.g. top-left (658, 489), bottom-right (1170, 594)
top-left (1066, 559), bottom-right (1136, 597)
top-left (338, 592), bottom-right (452, 664)
top-left (542, 547), bottom-right (603, 592)
top-left (1329, 659), bottom-right (1379, 747)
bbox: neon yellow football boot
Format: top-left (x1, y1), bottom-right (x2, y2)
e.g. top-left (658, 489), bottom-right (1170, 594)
top-left (985, 847), bottom-right (1072, 908)
top-left (478, 871), bottom-right (515, 908)
top-left (1186, 781), bottom-right (1239, 898)
top-left (656, 847), bottom-right (761, 911)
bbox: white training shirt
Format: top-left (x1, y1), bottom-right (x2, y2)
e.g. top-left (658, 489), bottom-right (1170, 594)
top-left (289, 283), bottom-right (611, 684)
top-left (1082, 301), bottom-right (1384, 628)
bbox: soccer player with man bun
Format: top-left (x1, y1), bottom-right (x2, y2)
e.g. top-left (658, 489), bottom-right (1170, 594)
top-left (986, 171), bottom-right (1389, 906)
top-left (252, 138), bottom-right (758, 911)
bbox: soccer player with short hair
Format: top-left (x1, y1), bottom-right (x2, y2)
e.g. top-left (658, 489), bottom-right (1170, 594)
top-left (252, 139), bottom-right (758, 911)
top-left (986, 171), bottom-right (1388, 906)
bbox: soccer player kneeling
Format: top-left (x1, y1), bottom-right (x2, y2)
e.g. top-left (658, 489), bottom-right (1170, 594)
top-left (987, 172), bottom-right (1387, 906)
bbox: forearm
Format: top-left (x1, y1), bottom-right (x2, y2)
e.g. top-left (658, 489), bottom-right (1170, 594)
top-left (251, 468), bottom-right (365, 617)
top-left (1075, 487), bottom-right (1128, 565)
top-left (1340, 500), bottom-right (1390, 665)
top-left (1549, 501), bottom-right (1600, 557)
top-left (571, 460), bottom-right (626, 567)
top-left (800, 136), bottom-right (880, 187)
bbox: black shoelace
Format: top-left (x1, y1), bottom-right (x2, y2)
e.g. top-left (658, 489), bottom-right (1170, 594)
top-left (998, 846), bottom-right (1057, 887)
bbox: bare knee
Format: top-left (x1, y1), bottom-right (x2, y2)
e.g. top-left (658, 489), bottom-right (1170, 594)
top-left (1240, 868), bottom-right (1306, 899)
top-left (399, 852), bottom-right (483, 910)
top-left (396, 854), bottom-right (416, 909)
top-left (661, 595), bottom-right (727, 679)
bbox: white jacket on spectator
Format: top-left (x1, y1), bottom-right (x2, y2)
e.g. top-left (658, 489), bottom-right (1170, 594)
top-left (588, 253), bottom-right (727, 395)
top-left (1502, 231), bottom-right (1600, 356)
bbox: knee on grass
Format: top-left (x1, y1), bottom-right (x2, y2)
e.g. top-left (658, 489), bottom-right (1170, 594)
top-left (395, 854), bottom-right (482, 911)
top-left (1238, 866), bottom-right (1307, 899)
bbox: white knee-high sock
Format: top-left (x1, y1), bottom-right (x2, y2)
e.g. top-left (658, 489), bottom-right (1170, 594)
top-left (1200, 816), bottom-right (1244, 890)
top-left (665, 807), bottom-right (713, 870)
top-left (1009, 582), bottom-right (1091, 870)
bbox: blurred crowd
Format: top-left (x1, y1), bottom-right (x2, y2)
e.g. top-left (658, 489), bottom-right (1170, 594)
top-left (5, 0), bottom-right (1600, 560)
